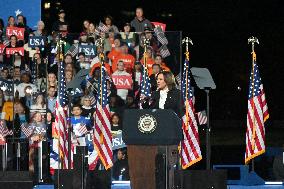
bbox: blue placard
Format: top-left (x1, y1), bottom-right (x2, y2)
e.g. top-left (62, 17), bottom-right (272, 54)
top-left (28, 36), bottom-right (46, 48)
top-left (78, 45), bottom-right (96, 58)
top-left (112, 132), bottom-right (126, 150)
top-left (0, 0), bottom-right (41, 29)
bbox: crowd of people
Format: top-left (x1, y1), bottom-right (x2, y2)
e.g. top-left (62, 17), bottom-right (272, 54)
top-left (0, 7), bottom-right (176, 182)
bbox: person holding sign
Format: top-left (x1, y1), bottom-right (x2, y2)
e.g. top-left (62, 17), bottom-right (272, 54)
top-left (112, 43), bottom-right (135, 73)
top-left (112, 60), bottom-right (132, 101)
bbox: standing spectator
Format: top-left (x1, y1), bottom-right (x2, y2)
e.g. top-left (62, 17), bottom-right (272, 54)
top-left (65, 70), bottom-right (74, 85)
top-left (149, 64), bottom-right (161, 91)
top-left (120, 23), bottom-right (136, 50)
top-left (52, 9), bottom-right (69, 33)
top-left (107, 38), bottom-right (121, 64)
top-left (140, 47), bottom-right (155, 73)
top-left (82, 20), bottom-right (90, 33)
top-left (77, 52), bottom-right (90, 70)
top-left (30, 93), bottom-right (46, 117)
top-left (87, 22), bottom-right (97, 42)
top-left (81, 95), bottom-right (95, 119)
top-left (112, 43), bottom-right (135, 73)
top-left (33, 21), bottom-right (46, 36)
top-left (112, 148), bottom-right (129, 180)
top-left (28, 112), bottom-right (46, 173)
top-left (47, 72), bottom-right (57, 90)
top-left (6, 16), bottom-right (16, 27)
top-left (111, 113), bottom-right (122, 131)
top-left (47, 86), bottom-right (56, 112)
top-left (15, 72), bottom-right (37, 98)
top-left (70, 104), bottom-right (91, 146)
top-left (154, 54), bottom-right (170, 72)
top-left (130, 7), bottom-right (153, 32)
top-left (104, 15), bottom-right (119, 33)
top-left (112, 60), bottom-right (131, 101)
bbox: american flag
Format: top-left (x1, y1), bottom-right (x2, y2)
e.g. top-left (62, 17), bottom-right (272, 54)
top-left (78, 124), bottom-right (88, 135)
top-left (181, 59), bottom-right (202, 169)
top-left (21, 123), bottom-right (33, 138)
top-left (196, 111), bottom-right (208, 125)
top-left (65, 44), bottom-right (78, 57)
top-left (139, 65), bottom-right (151, 109)
top-left (0, 120), bottom-right (13, 137)
top-left (245, 57), bottom-right (269, 164)
top-left (98, 22), bottom-right (109, 33)
top-left (55, 61), bottom-right (70, 169)
top-left (93, 65), bottom-right (113, 169)
top-left (159, 45), bottom-right (171, 58)
top-left (154, 26), bottom-right (168, 46)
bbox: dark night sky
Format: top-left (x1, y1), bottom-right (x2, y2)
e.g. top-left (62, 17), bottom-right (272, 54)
top-left (43, 0), bottom-right (284, 122)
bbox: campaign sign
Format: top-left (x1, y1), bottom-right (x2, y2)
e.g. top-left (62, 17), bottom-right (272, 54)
top-left (6, 27), bottom-right (25, 40)
top-left (112, 132), bottom-right (126, 150)
top-left (0, 44), bottom-right (5, 54)
top-left (5, 47), bottom-right (24, 56)
top-left (78, 45), bottom-right (96, 58)
top-left (112, 75), bottom-right (133, 89)
top-left (28, 36), bottom-right (46, 48)
top-left (152, 22), bottom-right (167, 31)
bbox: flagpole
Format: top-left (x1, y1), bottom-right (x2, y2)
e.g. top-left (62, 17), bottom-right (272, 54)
top-left (248, 36), bottom-right (259, 172)
top-left (142, 38), bottom-right (150, 94)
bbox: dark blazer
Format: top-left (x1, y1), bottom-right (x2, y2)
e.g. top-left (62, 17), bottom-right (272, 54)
top-left (144, 88), bottom-right (183, 118)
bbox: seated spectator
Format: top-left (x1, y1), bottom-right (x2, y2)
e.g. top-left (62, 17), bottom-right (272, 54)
top-left (104, 15), bottom-right (119, 33)
top-left (30, 93), bottom-right (46, 117)
top-left (112, 60), bottom-right (131, 101)
top-left (130, 7), bottom-right (153, 32)
top-left (112, 43), bottom-right (135, 73)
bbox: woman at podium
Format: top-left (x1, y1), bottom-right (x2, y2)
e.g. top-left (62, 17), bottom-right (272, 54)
top-left (128, 71), bottom-right (181, 189)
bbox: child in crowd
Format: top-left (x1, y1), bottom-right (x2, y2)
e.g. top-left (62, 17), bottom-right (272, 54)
top-left (70, 104), bottom-right (92, 146)
top-left (28, 112), bottom-right (47, 172)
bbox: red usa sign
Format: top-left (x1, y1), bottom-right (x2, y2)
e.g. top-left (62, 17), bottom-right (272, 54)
top-left (5, 47), bottom-right (24, 56)
top-left (151, 22), bottom-right (166, 32)
top-left (112, 75), bottom-right (133, 89)
top-left (6, 27), bottom-right (25, 40)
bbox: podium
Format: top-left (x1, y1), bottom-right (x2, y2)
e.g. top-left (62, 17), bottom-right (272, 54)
top-left (123, 109), bottom-right (182, 189)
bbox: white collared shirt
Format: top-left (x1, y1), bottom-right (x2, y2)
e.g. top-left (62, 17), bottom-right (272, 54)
top-left (159, 87), bottom-right (169, 109)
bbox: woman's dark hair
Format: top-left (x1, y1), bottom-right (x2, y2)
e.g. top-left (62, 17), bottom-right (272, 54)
top-left (104, 15), bottom-right (113, 25)
top-left (157, 71), bottom-right (176, 90)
